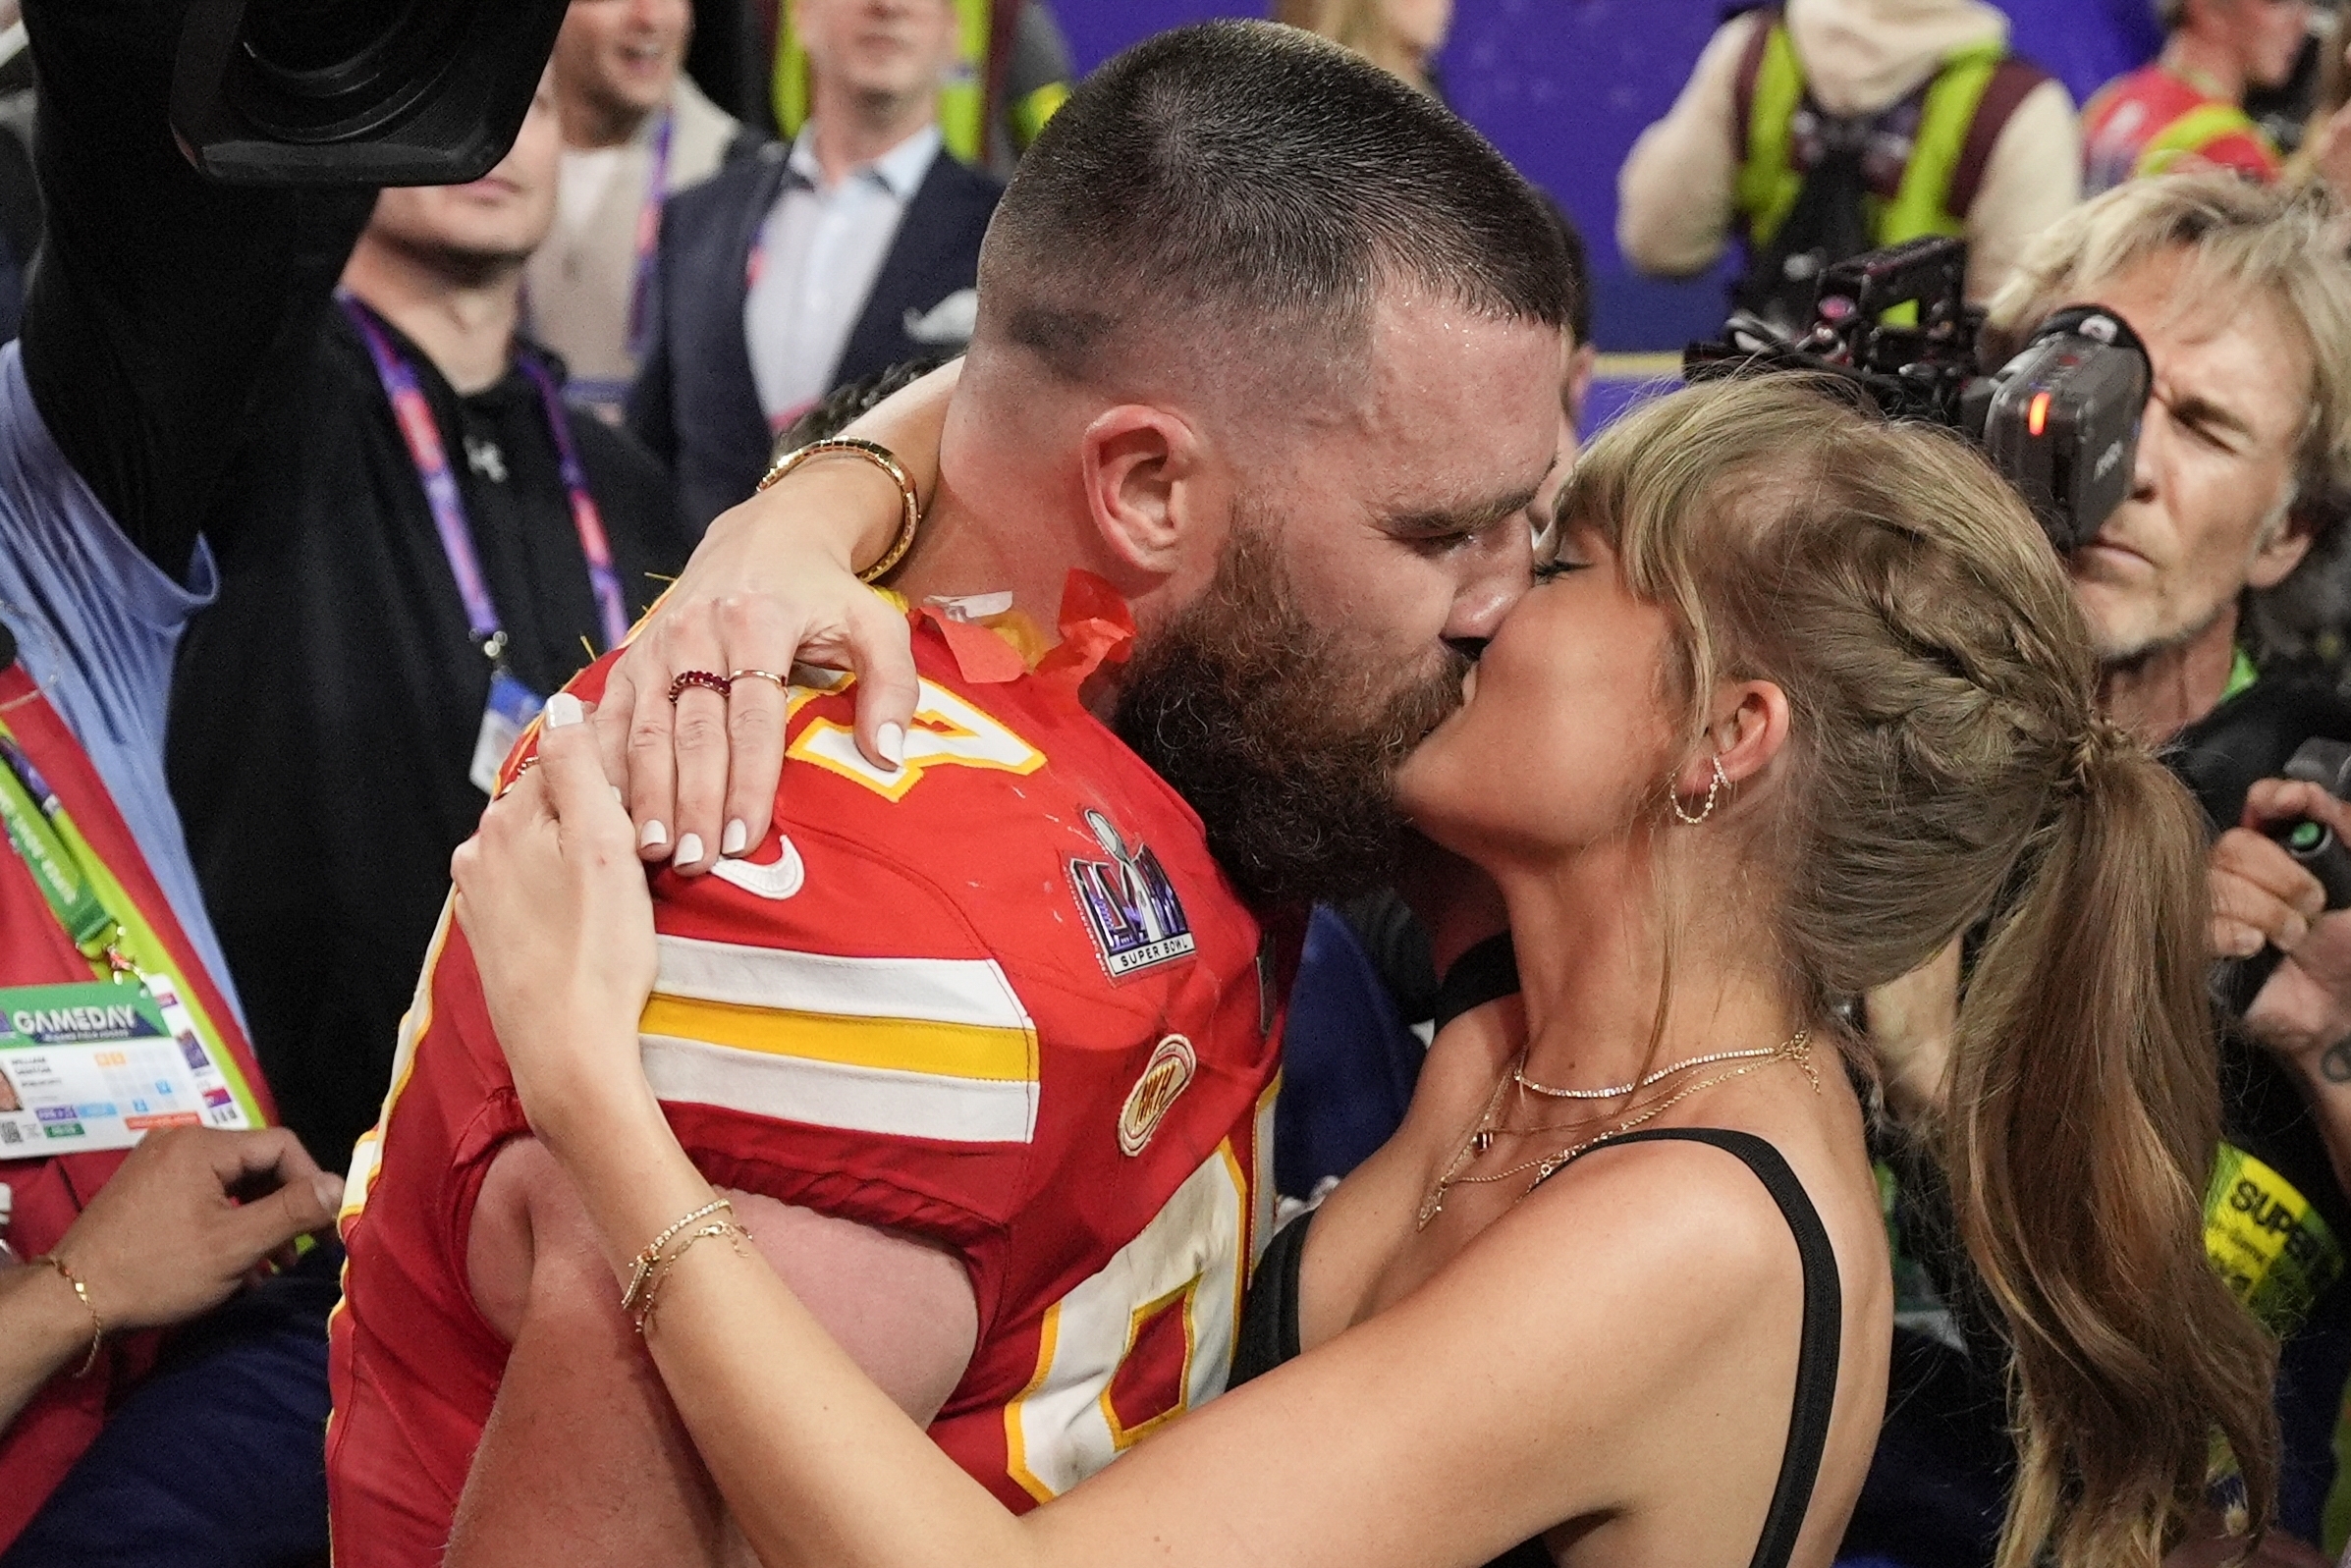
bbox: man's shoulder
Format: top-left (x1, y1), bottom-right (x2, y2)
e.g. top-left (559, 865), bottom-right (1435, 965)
top-left (561, 624), bottom-right (1223, 940)
top-left (2170, 660), bottom-right (2351, 826)
top-left (663, 144), bottom-right (787, 240)
top-left (2086, 63), bottom-right (2188, 122)
top-left (915, 146), bottom-right (1007, 224)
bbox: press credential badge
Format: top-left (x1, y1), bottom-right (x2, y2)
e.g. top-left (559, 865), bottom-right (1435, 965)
top-left (0, 979), bottom-right (250, 1154)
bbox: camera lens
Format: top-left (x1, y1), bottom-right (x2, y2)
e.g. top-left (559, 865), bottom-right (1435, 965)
top-left (226, 0), bottom-right (471, 143)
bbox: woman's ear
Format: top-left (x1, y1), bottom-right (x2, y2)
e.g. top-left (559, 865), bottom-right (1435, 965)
top-left (1079, 405), bottom-right (1201, 577)
top-left (1672, 679), bottom-right (1790, 800)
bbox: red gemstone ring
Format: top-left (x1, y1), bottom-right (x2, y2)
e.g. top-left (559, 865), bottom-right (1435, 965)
top-left (667, 670), bottom-right (733, 704)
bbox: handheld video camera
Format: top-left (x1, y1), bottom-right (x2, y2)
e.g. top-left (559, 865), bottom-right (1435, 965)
top-left (171, 0), bottom-right (567, 187)
top-left (1685, 236), bottom-right (2152, 554)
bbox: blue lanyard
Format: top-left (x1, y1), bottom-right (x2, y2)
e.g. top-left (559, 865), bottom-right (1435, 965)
top-left (338, 293), bottom-right (631, 657)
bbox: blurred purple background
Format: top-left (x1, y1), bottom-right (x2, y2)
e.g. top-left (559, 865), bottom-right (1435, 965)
top-left (1053, 1), bottom-right (2164, 351)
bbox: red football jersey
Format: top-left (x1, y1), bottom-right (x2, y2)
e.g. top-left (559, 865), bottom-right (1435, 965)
top-left (326, 617), bottom-right (1286, 1563)
top-left (2083, 63), bottom-right (2279, 194)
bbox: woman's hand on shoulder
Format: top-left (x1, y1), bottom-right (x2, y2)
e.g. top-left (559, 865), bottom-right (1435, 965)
top-left (454, 696), bottom-right (660, 1151)
top-left (599, 361), bottom-right (962, 873)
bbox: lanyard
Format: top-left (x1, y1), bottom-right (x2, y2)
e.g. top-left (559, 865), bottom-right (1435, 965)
top-left (0, 733), bottom-right (133, 976)
top-left (625, 110), bottom-right (675, 362)
top-left (0, 705), bottom-right (271, 1130)
top-left (338, 293), bottom-right (631, 660)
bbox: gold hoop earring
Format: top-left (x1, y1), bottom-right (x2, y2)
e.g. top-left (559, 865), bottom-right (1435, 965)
top-left (1670, 756), bottom-right (1729, 826)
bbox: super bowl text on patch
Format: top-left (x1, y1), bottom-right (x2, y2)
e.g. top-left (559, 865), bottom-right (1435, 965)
top-left (1068, 808), bottom-right (1197, 981)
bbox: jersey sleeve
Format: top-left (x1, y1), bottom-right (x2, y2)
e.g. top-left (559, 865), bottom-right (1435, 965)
top-left (643, 816), bottom-right (1037, 1257)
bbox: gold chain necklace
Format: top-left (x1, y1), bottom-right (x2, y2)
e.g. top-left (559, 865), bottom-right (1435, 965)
top-left (1415, 1032), bottom-right (1815, 1231)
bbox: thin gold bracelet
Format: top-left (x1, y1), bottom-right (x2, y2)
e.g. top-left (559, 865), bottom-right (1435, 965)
top-left (631, 1219), bottom-right (753, 1337)
top-left (620, 1197), bottom-right (732, 1323)
top-left (755, 437), bottom-right (923, 585)
top-left (34, 1254), bottom-right (102, 1378)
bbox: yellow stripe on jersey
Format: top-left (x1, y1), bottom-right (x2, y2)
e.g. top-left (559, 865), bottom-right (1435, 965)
top-left (643, 936), bottom-right (1042, 1142)
top-left (640, 1034), bottom-right (1041, 1143)
top-left (637, 996), bottom-right (1036, 1082)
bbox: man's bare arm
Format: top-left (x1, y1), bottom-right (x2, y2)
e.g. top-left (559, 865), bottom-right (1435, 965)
top-left (445, 1137), bottom-right (978, 1567)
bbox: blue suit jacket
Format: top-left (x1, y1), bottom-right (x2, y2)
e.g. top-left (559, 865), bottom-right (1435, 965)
top-left (629, 139), bottom-right (1002, 529)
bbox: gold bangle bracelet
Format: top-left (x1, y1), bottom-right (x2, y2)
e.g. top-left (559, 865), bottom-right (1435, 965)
top-left (35, 1254), bottom-right (102, 1379)
top-left (756, 437), bottom-right (923, 585)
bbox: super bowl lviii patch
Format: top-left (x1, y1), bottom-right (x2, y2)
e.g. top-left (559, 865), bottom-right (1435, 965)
top-left (1069, 808), bottom-right (1197, 981)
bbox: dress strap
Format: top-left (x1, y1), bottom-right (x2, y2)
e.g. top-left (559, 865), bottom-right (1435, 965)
top-left (1230, 1208), bottom-right (1312, 1388)
top-left (1542, 1128), bottom-right (1841, 1568)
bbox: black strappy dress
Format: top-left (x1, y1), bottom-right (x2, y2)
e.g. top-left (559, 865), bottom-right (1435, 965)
top-left (1230, 1128), bottom-right (1843, 1568)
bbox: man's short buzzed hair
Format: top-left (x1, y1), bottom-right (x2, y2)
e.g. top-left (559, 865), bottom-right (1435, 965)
top-left (975, 20), bottom-right (1574, 390)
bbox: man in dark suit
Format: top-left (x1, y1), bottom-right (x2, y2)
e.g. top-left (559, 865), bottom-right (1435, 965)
top-left (630, 0), bottom-right (1001, 528)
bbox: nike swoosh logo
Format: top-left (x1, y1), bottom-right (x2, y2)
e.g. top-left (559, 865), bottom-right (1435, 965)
top-left (710, 836), bottom-right (806, 901)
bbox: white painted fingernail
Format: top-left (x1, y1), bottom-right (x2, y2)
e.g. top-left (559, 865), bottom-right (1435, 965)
top-left (721, 819), bottom-right (748, 856)
top-left (674, 833), bottom-right (704, 867)
top-left (611, 785), bottom-right (624, 803)
top-left (639, 819), bottom-right (669, 850)
top-left (877, 723), bottom-right (905, 770)
top-left (545, 692), bottom-right (585, 730)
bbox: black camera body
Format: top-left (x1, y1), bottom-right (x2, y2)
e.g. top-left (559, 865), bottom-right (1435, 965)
top-left (172, 0), bottom-right (568, 187)
top-left (2270, 738), bottom-right (2351, 912)
top-left (1685, 236), bottom-right (2151, 554)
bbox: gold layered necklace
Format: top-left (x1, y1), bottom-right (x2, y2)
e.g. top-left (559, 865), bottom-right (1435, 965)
top-left (1415, 1032), bottom-right (1815, 1231)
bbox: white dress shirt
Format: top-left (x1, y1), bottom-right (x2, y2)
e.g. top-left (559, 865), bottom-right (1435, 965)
top-left (744, 123), bottom-right (942, 428)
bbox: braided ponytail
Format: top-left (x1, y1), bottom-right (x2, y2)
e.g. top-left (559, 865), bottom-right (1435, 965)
top-left (1567, 377), bottom-right (2278, 1565)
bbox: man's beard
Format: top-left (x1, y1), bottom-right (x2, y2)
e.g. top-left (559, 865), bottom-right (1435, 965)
top-left (1112, 513), bottom-right (1471, 906)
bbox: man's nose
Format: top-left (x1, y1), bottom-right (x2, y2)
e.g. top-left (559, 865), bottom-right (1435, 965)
top-left (1443, 517), bottom-right (1533, 645)
top-left (2128, 404), bottom-right (2166, 506)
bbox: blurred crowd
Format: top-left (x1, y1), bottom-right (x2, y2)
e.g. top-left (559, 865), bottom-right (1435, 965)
top-left (4, 1), bottom-right (2351, 1566)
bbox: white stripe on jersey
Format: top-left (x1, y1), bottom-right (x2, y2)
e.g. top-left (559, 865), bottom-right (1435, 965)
top-left (641, 1032), bottom-right (1042, 1144)
top-left (653, 934), bottom-right (1033, 1031)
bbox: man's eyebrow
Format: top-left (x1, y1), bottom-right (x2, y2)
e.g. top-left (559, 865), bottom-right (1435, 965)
top-left (2166, 390), bottom-right (2258, 443)
top-left (1378, 479), bottom-right (1549, 539)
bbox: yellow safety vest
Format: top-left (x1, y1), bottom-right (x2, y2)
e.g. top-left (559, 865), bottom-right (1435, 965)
top-left (1734, 22), bottom-right (2009, 253)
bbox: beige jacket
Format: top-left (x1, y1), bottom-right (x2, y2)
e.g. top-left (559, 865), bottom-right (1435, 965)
top-left (525, 75), bottom-right (743, 406)
top-left (1616, 0), bottom-right (2080, 302)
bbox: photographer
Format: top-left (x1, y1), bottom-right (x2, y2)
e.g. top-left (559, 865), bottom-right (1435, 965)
top-left (0, 0), bottom-right (375, 1558)
top-left (1854, 173), bottom-right (2351, 1567)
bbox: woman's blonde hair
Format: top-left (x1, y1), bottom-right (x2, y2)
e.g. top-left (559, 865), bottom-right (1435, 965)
top-left (1566, 377), bottom-right (2278, 1567)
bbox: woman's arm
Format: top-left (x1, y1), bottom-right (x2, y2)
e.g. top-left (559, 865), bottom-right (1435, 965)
top-left (457, 712), bottom-right (1813, 1568)
top-left (601, 360), bottom-right (958, 873)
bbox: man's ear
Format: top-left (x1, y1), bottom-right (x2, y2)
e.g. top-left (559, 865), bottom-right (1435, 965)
top-left (1563, 343), bottom-right (1598, 431)
top-left (1079, 405), bottom-right (1201, 577)
top-left (2248, 490), bottom-right (2321, 591)
top-left (1671, 679), bottom-right (1791, 803)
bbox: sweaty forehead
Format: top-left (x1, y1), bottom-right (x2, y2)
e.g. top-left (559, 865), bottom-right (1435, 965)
top-left (1327, 295), bottom-right (1564, 499)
